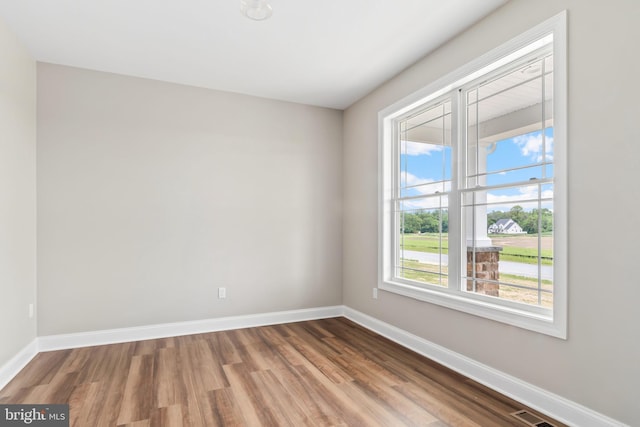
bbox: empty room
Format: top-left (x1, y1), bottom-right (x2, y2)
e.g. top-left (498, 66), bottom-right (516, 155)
top-left (0, 0), bottom-right (638, 426)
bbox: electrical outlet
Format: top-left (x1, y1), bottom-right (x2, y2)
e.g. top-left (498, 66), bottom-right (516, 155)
top-left (28, 303), bottom-right (34, 318)
top-left (218, 287), bottom-right (226, 299)
top-left (373, 288), bottom-right (378, 299)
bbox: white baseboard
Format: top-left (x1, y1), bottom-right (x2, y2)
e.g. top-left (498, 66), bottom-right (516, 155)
top-left (2, 305), bottom-right (627, 427)
top-left (0, 339), bottom-right (38, 391)
top-left (38, 305), bottom-right (343, 351)
top-left (343, 306), bottom-right (627, 427)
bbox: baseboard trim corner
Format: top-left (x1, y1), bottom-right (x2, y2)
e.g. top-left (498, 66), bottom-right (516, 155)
top-left (342, 306), bottom-right (627, 427)
top-left (0, 339), bottom-right (39, 391)
top-left (39, 305), bottom-right (344, 352)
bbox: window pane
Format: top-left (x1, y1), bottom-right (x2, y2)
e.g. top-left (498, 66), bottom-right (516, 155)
top-left (397, 198), bottom-right (448, 288)
top-left (400, 100), bottom-right (452, 198)
top-left (486, 128), bottom-right (552, 173)
top-left (463, 187), bottom-right (553, 308)
top-left (466, 53), bottom-right (553, 182)
top-left (463, 48), bottom-right (555, 308)
top-left (477, 58), bottom-right (544, 101)
top-left (477, 127), bottom-right (554, 187)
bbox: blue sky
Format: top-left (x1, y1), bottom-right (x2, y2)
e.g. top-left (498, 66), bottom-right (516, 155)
top-left (400, 127), bottom-right (554, 212)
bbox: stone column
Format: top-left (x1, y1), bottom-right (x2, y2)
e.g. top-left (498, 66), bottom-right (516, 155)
top-left (467, 246), bottom-right (502, 297)
top-left (466, 133), bottom-right (501, 295)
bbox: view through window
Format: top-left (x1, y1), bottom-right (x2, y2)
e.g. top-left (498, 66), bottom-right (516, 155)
top-left (397, 48), bottom-right (554, 307)
top-left (380, 12), bottom-right (566, 337)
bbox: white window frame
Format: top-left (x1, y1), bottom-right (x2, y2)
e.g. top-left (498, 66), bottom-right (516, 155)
top-left (378, 11), bottom-right (567, 338)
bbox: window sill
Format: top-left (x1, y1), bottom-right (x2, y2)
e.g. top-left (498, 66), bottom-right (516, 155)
top-left (379, 279), bottom-right (566, 339)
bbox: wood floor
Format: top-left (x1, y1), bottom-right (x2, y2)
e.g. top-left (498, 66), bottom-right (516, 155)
top-left (0, 317), bottom-right (564, 426)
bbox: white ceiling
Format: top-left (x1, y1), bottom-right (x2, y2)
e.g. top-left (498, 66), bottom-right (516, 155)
top-left (0, 0), bottom-right (507, 109)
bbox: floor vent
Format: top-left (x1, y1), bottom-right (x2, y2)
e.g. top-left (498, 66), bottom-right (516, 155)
top-left (511, 410), bottom-right (557, 427)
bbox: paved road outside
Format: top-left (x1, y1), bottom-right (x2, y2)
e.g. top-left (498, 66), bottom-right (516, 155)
top-left (402, 250), bottom-right (553, 281)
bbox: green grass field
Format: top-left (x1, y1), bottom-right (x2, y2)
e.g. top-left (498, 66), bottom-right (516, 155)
top-left (400, 233), bottom-right (552, 265)
top-left (399, 259), bottom-right (553, 307)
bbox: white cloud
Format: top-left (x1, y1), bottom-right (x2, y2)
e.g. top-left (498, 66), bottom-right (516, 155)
top-left (402, 172), bottom-right (451, 194)
top-left (513, 133), bottom-right (553, 162)
top-left (400, 172), bottom-right (450, 210)
top-left (485, 185), bottom-right (553, 212)
top-left (401, 140), bottom-right (443, 156)
top-left (403, 197), bottom-right (448, 211)
top-left (402, 171), bottom-right (431, 187)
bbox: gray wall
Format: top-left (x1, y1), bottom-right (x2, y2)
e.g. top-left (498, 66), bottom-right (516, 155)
top-left (0, 18), bottom-right (36, 367)
top-left (343, 0), bottom-right (640, 425)
top-left (8, 2), bottom-right (639, 424)
top-left (37, 64), bottom-right (343, 335)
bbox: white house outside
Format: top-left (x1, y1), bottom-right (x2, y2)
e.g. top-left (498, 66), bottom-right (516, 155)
top-left (488, 218), bottom-right (526, 234)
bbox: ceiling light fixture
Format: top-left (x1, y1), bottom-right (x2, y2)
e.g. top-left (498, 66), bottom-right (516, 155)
top-left (240, 0), bottom-right (273, 21)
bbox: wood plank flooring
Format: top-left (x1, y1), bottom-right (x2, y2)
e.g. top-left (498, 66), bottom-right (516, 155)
top-left (0, 317), bottom-right (564, 426)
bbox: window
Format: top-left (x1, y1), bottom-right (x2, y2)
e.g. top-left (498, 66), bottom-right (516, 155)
top-left (379, 12), bottom-right (567, 338)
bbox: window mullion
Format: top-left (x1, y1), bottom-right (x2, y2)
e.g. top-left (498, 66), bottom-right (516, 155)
top-left (393, 121), bottom-right (402, 278)
top-left (537, 183), bottom-right (543, 305)
top-left (448, 89), bottom-right (462, 291)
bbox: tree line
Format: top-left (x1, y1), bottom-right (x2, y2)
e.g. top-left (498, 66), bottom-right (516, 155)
top-left (401, 205), bottom-right (552, 234)
top-left (488, 206), bottom-right (553, 234)
top-left (401, 211), bottom-right (448, 234)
